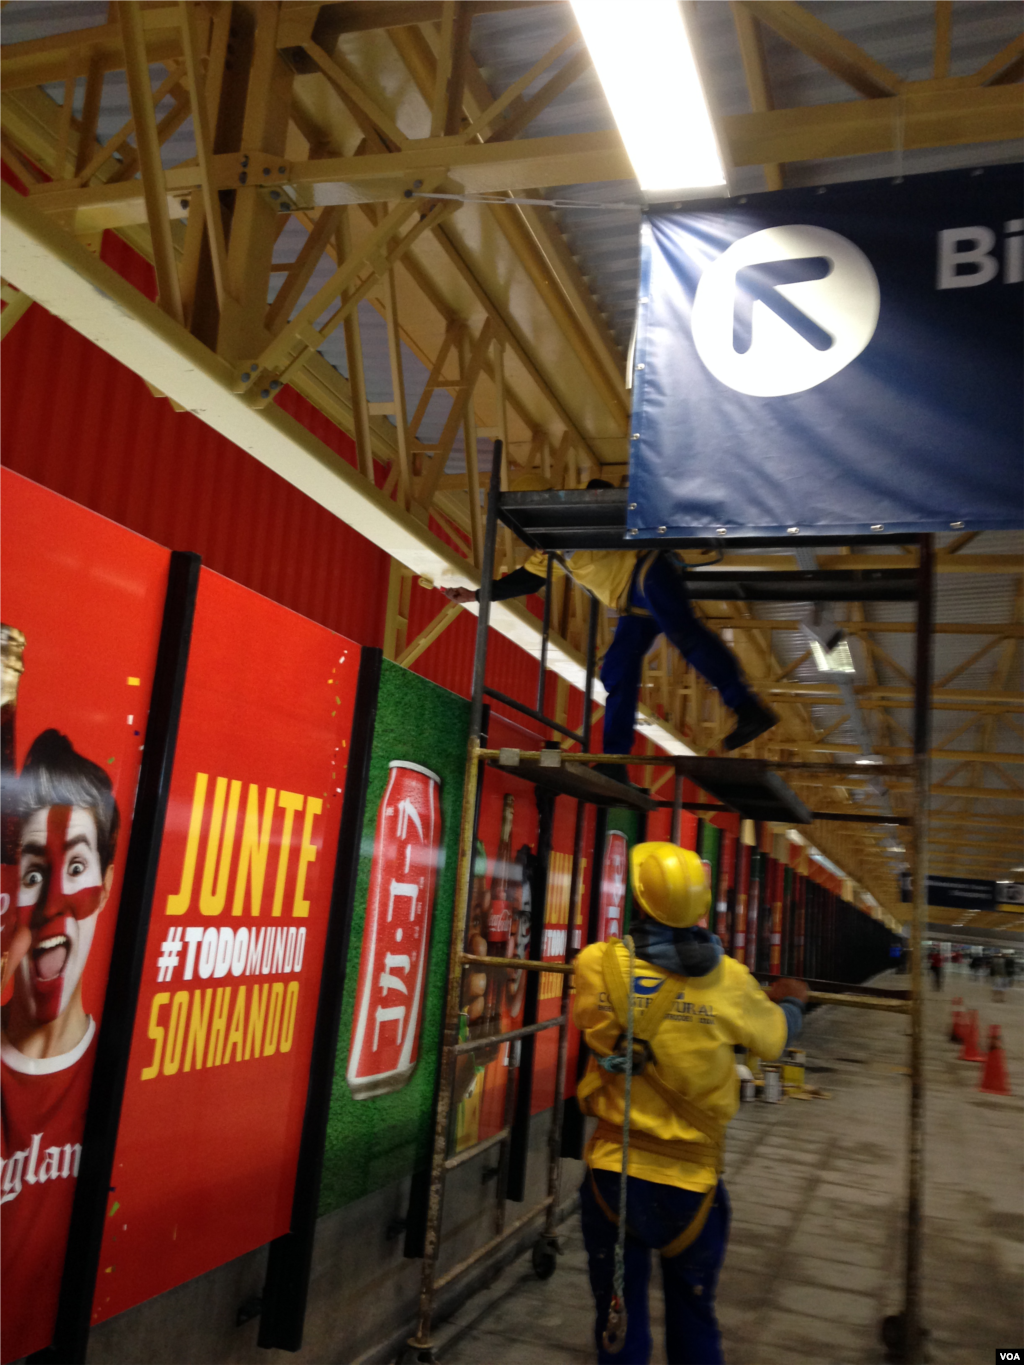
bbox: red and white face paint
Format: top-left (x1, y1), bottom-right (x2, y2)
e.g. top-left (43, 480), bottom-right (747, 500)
top-left (16, 805), bottom-right (106, 1023)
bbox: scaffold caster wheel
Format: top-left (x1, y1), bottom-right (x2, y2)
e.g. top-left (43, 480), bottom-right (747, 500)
top-left (398, 1345), bottom-right (437, 1365)
top-left (532, 1235), bottom-right (560, 1280)
top-left (881, 1312), bottom-right (931, 1363)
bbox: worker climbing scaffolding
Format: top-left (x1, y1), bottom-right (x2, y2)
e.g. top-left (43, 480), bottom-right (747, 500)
top-left (442, 479), bottom-right (779, 762)
top-left (573, 841), bottom-right (808, 1364)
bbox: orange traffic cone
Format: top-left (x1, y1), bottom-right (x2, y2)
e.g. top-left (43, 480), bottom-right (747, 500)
top-left (979, 1025), bottom-right (1012, 1096)
top-left (958, 1009), bottom-right (986, 1063)
top-left (949, 997), bottom-right (964, 1043)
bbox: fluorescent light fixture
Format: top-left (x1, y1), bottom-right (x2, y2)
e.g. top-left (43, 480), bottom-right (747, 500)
top-left (855, 756), bottom-right (884, 766)
top-left (809, 638), bottom-right (856, 674)
top-left (571, 0), bottom-right (726, 194)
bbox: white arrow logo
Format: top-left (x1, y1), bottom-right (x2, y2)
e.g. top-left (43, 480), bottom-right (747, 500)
top-left (690, 225), bottom-right (880, 397)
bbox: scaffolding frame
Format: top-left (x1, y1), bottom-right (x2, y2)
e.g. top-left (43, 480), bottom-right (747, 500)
top-left (406, 443), bottom-right (933, 1365)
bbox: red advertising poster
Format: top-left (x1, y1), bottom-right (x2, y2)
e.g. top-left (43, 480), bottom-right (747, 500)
top-left (90, 567), bottom-right (361, 1324)
top-left (532, 791), bottom-right (593, 1115)
top-left (1, 469), bottom-right (169, 1363)
top-left (454, 715), bottom-right (594, 1149)
top-left (347, 761), bottom-right (442, 1100)
top-left (597, 831), bottom-right (628, 943)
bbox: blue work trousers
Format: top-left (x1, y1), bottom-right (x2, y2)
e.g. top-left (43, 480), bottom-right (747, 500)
top-left (600, 555), bottom-right (752, 754)
top-left (580, 1169), bottom-right (730, 1365)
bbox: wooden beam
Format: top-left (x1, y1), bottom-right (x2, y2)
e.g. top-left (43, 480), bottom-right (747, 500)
top-left (336, 207), bottom-right (374, 482)
top-left (724, 83), bottom-right (1023, 167)
top-left (739, 0), bottom-right (902, 98)
top-left (302, 40), bottom-right (409, 148)
top-left (1, 9), bottom-right (183, 89)
top-left (487, 46), bottom-right (593, 143)
top-left (290, 1), bottom-right (544, 41)
top-left (291, 130), bottom-right (632, 195)
top-left (396, 601), bottom-right (463, 668)
top-left (973, 33), bottom-right (1024, 87)
top-left (460, 31), bottom-right (578, 143)
top-left (74, 49), bottom-right (105, 177)
top-left (118, 1), bottom-right (183, 325)
top-left (416, 317), bottom-right (494, 510)
top-left (217, 1), bottom-right (294, 363)
top-left (0, 287), bottom-right (33, 339)
top-left (383, 262), bottom-right (413, 511)
top-left (933, 1), bottom-right (952, 80)
top-left (704, 618), bottom-right (1024, 637)
top-left (730, 2), bottom-right (783, 190)
top-left (178, 0), bottom-right (227, 310)
top-left (461, 328), bottom-right (484, 565)
top-left (265, 205), bottom-right (341, 334)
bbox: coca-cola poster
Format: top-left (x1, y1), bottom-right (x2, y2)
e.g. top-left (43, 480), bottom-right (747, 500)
top-left (90, 566), bottom-right (361, 1325)
top-left (319, 661), bottom-right (469, 1214)
top-left (0, 470), bottom-right (168, 1363)
top-left (456, 715), bottom-right (595, 1150)
top-left (597, 831), bottom-right (629, 943)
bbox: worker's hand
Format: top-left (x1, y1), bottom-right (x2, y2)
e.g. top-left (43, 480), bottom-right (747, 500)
top-left (768, 976), bottom-right (809, 1005)
top-left (442, 586), bottom-right (477, 604)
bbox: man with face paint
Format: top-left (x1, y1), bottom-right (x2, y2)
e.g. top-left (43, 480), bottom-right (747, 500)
top-left (1, 729), bottom-right (119, 1362)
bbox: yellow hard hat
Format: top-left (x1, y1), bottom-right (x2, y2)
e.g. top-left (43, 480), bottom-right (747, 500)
top-left (630, 842), bottom-right (710, 929)
top-left (509, 472), bottom-right (552, 492)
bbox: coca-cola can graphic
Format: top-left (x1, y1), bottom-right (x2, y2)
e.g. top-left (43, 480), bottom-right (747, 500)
top-left (598, 831), bottom-right (628, 941)
top-left (347, 761), bottom-right (442, 1100)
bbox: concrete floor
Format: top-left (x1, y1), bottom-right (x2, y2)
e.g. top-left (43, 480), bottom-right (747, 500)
top-left (432, 969), bottom-right (1024, 1365)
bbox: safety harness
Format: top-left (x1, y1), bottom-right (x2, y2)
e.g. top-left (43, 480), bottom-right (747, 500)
top-left (578, 937), bottom-right (724, 1353)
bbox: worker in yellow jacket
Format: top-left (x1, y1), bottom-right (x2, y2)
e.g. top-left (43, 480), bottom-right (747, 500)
top-left (573, 841), bottom-right (808, 1364)
top-left (442, 480), bottom-right (777, 758)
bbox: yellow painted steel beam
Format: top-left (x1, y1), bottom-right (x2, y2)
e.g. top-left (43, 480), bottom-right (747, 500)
top-left (0, 181), bottom-right (693, 759)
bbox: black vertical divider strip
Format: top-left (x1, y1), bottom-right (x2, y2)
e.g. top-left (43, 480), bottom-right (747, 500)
top-left (560, 803), bottom-right (606, 1161)
top-left (505, 784), bottom-right (555, 1203)
top-left (39, 550), bottom-right (201, 1365)
top-left (403, 701), bottom-right (490, 1259)
top-left (259, 646), bottom-right (383, 1352)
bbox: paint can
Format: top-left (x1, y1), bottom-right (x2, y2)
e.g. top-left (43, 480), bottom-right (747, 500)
top-left (761, 1063), bottom-right (782, 1103)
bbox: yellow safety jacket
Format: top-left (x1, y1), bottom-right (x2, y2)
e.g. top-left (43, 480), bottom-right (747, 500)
top-left (523, 547), bottom-right (723, 614)
top-left (573, 939), bottom-right (788, 1193)
top-left (523, 549), bottom-right (637, 612)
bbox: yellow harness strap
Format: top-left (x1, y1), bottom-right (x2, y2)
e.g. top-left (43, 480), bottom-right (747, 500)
top-left (588, 1168), bottom-right (718, 1260)
top-left (579, 941), bottom-right (726, 1151)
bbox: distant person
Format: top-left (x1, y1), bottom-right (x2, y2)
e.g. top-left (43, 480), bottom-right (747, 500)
top-left (442, 479), bottom-right (778, 761)
top-left (928, 947), bottom-right (943, 992)
top-left (989, 953), bottom-right (1006, 1002)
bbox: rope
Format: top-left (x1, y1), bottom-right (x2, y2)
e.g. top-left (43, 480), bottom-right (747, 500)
top-left (601, 934), bottom-right (637, 1354)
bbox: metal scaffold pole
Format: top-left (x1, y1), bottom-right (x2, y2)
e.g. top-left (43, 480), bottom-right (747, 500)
top-left (407, 442), bottom-right (597, 1359)
top-left (899, 533), bottom-right (935, 1365)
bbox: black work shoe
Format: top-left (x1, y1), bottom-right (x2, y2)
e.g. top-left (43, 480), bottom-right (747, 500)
top-left (723, 701), bottom-right (779, 752)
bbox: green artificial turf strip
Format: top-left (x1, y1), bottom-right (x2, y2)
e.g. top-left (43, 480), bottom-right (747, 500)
top-left (319, 660), bottom-right (470, 1214)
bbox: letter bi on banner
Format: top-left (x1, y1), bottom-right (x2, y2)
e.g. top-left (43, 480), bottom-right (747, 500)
top-left (628, 164), bottom-right (1023, 539)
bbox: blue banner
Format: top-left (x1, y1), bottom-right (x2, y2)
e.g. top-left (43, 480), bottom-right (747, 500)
top-left (628, 165), bottom-right (1023, 539)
